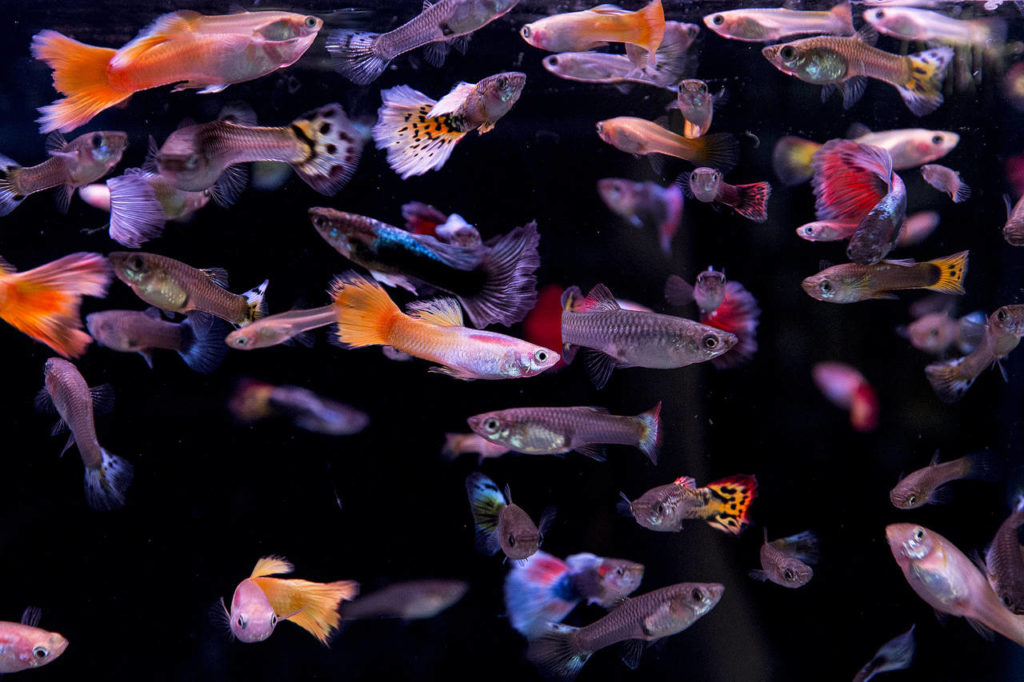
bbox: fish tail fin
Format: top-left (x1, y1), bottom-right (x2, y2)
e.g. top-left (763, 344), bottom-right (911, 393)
top-left (241, 280), bottom-right (269, 326)
top-left (811, 139), bottom-right (892, 220)
top-left (30, 30), bottom-right (124, 133)
top-left (734, 182), bottom-right (772, 222)
top-left (924, 250), bottom-right (968, 295)
top-left (636, 402), bottom-right (661, 465)
top-left (325, 30), bottom-right (388, 85)
top-left (924, 356), bottom-right (976, 403)
top-left (953, 181), bottom-right (972, 204)
top-left (702, 474), bottom-right (757, 534)
top-left (178, 312), bottom-right (229, 374)
top-left (0, 155), bottom-right (26, 216)
top-left (969, 17), bottom-right (1007, 49)
top-left (779, 530), bottom-right (820, 565)
top-left (0, 252), bottom-right (112, 358)
top-left (459, 221), bottom-right (540, 327)
top-left (290, 104), bottom-right (363, 196)
top-left (639, 0), bottom-right (666, 67)
top-left (504, 551), bottom-right (577, 638)
top-left (372, 86), bottom-right (465, 179)
top-left (465, 472), bottom-right (506, 555)
top-left (899, 48), bottom-right (954, 117)
top-left (83, 448), bottom-right (134, 511)
top-left (658, 185), bottom-right (683, 254)
top-left (328, 272), bottom-right (401, 348)
top-left (107, 171), bottom-right (167, 247)
top-left (689, 133), bottom-right (739, 172)
top-left (441, 433), bottom-right (465, 460)
top-left (962, 451), bottom-right (1004, 482)
top-left (252, 575), bottom-right (358, 645)
top-left (772, 136), bottom-right (820, 186)
top-left (829, 2), bottom-right (855, 36)
top-left (704, 281), bottom-right (761, 369)
top-left (526, 624), bottom-right (590, 681)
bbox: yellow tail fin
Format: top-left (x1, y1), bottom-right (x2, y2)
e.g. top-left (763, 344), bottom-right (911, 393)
top-left (925, 250), bottom-right (968, 295)
top-left (31, 30), bottom-right (127, 133)
top-left (899, 48), bottom-right (954, 117)
top-left (772, 136), bottom-right (821, 186)
top-left (328, 273), bottom-right (401, 348)
top-left (702, 474), bottom-right (757, 535)
top-left (252, 576), bottom-right (359, 644)
top-left (0, 252), bottom-right (112, 358)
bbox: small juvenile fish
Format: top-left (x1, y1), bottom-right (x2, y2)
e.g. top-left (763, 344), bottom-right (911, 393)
top-left (505, 551), bottom-right (645, 638)
top-left (704, 3), bottom-right (854, 42)
top-left (665, 273), bottom-right (761, 370)
top-left (903, 309), bottom-right (985, 356)
top-left (920, 164), bottom-right (971, 203)
top-left (0, 131), bottom-right (127, 216)
top-left (561, 282), bottom-right (737, 389)
top-left (1003, 194), bottom-right (1024, 247)
top-left (228, 379), bottom-right (369, 436)
top-left (0, 252), bottom-right (111, 358)
top-left (526, 581), bottom-right (724, 681)
top-left (681, 167), bottom-right (771, 222)
top-left (223, 556), bottom-right (358, 644)
top-left (36, 358), bottom-right (134, 511)
top-left (801, 251), bottom-right (968, 304)
top-left (339, 580), bottom-right (469, 621)
top-left (813, 362), bottom-right (879, 432)
top-left (373, 73), bottom-right (525, 179)
top-left (441, 432), bottom-right (510, 462)
top-left (886, 523), bottom-right (1024, 647)
top-left (890, 452), bottom-right (999, 509)
top-left (155, 104), bottom-right (361, 200)
top-left (795, 219), bottom-right (859, 242)
top-left (749, 530), bottom-right (819, 588)
top-left (328, 272), bottom-right (558, 380)
top-left (925, 304), bottom-right (1024, 402)
top-left (225, 305), bottom-right (336, 350)
top-left (108, 252), bottom-right (268, 328)
top-left (985, 497), bottom-right (1024, 614)
top-left (521, 0), bottom-right (666, 68)
top-left (327, 0), bottom-right (519, 85)
top-left (665, 268), bottom-right (727, 314)
top-left (863, 7), bottom-right (1006, 49)
top-left (675, 80), bottom-right (727, 138)
top-left (896, 210), bottom-right (941, 247)
top-left (762, 35), bottom-right (954, 116)
top-left (772, 127), bottom-right (959, 186)
top-left (465, 473), bottom-right (554, 562)
top-left (596, 117), bottom-right (739, 171)
top-left (87, 308), bottom-right (228, 373)
top-left (31, 10), bottom-right (322, 133)
top-left (0, 607), bottom-right (68, 674)
top-left (401, 201), bottom-right (482, 247)
top-left (852, 625), bottom-right (916, 682)
top-left (596, 178), bottom-right (684, 254)
top-left (467, 404), bottom-right (661, 463)
top-left (621, 474), bottom-right (757, 535)
top-left (310, 208), bottom-right (540, 328)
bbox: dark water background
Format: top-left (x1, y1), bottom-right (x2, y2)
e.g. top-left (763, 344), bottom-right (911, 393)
top-left (0, 0), bottom-right (1023, 679)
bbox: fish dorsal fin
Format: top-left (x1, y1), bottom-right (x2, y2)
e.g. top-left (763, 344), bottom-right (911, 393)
top-left (591, 4), bottom-right (630, 14)
top-left (406, 298), bottom-right (464, 327)
top-left (883, 258), bottom-right (916, 266)
top-left (855, 24), bottom-right (878, 46)
top-left (674, 476), bottom-right (697, 489)
top-left (0, 254), bottom-right (14, 273)
top-left (504, 484), bottom-right (514, 505)
top-left (134, 10), bottom-right (203, 41)
top-left (846, 122), bottom-right (872, 139)
top-left (580, 284), bottom-right (621, 312)
top-left (90, 384), bottom-right (115, 415)
top-left (251, 556), bottom-right (294, 579)
top-left (143, 136), bottom-right (160, 174)
top-left (929, 449), bottom-right (941, 466)
top-left (20, 606), bottom-right (41, 627)
top-left (218, 102), bottom-right (258, 127)
top-left (44, 131), bottom-right (68, 153)
top-left (430, 82), bottom-right (476, 119)
top-left (200, 267), bottom-right (230, 288)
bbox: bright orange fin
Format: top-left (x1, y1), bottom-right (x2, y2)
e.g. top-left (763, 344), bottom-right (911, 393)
top-left (702, 474), bottom-right (757, 535)
top-left (252, 576), bottom-right (359, 645)
top-left (250, 556), bottom-right (294, 578)
top-left (925, 250), bottom-right (968, 295)
top-left (328, 273), bottom-right (401, 348)
top-left (0, 252), bottom-right (112, 358)
top-left (640, 0), bottom-right (666, 66)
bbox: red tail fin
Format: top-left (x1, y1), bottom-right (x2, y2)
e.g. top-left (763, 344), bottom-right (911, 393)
top-left (811, 140), bottom-right (892, 221)
top-left (702, 281), bottom-right (760, 369)
top-left (733, 182), bottom-right (771, 222)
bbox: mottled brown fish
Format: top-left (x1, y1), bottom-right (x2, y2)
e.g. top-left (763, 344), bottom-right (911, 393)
top-left (622, 474), bottom-right (757, 535)
top-left (465, 473), bottom-right (554, 562)
top-left (749, 530), bottom-right (819, 588)
top-left (985, 498), bottom-right (1024, 614)
top-left (890, 452), bottom-right (999, 509)
top-left (801, 251), bottom-right (968, 304)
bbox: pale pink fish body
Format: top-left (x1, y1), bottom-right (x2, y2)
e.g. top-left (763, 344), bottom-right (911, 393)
top-left (920, 164), bottom-right (971, 203)
top-left (442, 432), bottom-right (511, 461)
top-left (795, 219), bottom-right (859, 242)
top-left (226, 304), bottom-right (337, 350)
top-left (0, 608), bottom-right (68, 674)
top-left (812, 362), bottom-right (865, 409)
top-left (854, 129), bottom-right (959, 170)
top-left (863, 7), bottom-right (1006, 49)
top-left (895, 210), bottom-right (940, 247)
top-left (704, 3), bottom-right (854, 42)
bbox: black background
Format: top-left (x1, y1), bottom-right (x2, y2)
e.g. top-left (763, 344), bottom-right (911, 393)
top-left (0, 0), bottom-right (1023, 679)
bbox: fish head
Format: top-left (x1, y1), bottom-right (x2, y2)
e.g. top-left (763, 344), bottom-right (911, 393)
top-left (688, 168), bottom-right (722, 203)
top-left (694, 268), bottom-right (727, 311)
top-left (772, 557), bottom-right (814, 588)
top-left (10, 629), bottom-right (68, 671)
top-left (499, 504), bottom-right (542, 561)
top-left (598, 559), bottom-right (645, 600)
top-left (229, 579), bottom-right (279, 643)
top-left (108, 251), bottom-right (157, 288)
top-left (85, 311), bottom-right (136, 351)
top-left (762, 41), bottom-right (845, 84)
top-left (886, 523), bottom-right (937, 564)
top-left (225, 326), bottom-right (265, 350)
top-left (597, 178), bottom-right (638, 214)
top-left (889, 478), bottom-right (926, 510)
top-left (801, 270), bottom-right (862, 304)
top-left (702, 12), bottom-right (739, 38)
top-left (796, 222), bottom-right (845, 242)
top-left (669, 582), bottom-right (725, 621)
top-left (477, 72), bottom-right (527, 119)
top-left (257, 14), bottom-right (322, 41)
top-left (155, 128), bottom-right (217, 192)
top-left (907, 130), bottom-right (959, 165)
top-left (991, 305), bottom-right (1024, 338)
top-left (308, 207), bottom-right (358, 254)
top-left (595, 118), bottom-right (644, 154)
top-left (670, 324), bottom-right (737, 364)
top-left (468, 411), bottom-right (514, 446)
top-left (519, 21), bottom-right (550, 50)
top-left (862, 8), bottom-right (919, 40)
top-left (906, 312), bottom-right (955, 354)
top-left (676, 80), bottom-right (712, 124)
top-left (500, 344), bottom-right (560, 378)
top-left (627, 484), bottom-right (686, 532)
top-left (69, 130), bottom-right (128, 173)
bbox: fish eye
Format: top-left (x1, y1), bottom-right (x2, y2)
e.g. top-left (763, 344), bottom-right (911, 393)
top-left (615, 567), bottom-right (624, 576)
top-left (711, 14), bottom-right (724, 26)
top-left (783, 569), bottom-right (796, 581)
top-left (913, 528), bottom-right (925, 542)
top-left (549, 56), bottom-right (558, 66)
top-left (534, 349), bottom-right (548, 363)
top-left (521, 26), bottom-right (531, 38)
top-left (186, 154), bottom-right (199, 170)
top-left (653, 502), bottom-right (665, 516)
top-left (1005, 595), bottom-right (1014, 607)
top-left (931, 134), bottom-right (943, 145)
top-left (875, 9), bottom-right (885, 19)
top-left (313, 215), bottom-right (326, 229)
top-left (484, 418), bottom-right (500, 433)
top-left (803, 226), bottom-right (815, 236)
top-left (780, 46), bottom-right (796, 61)
top-left (691, 588), bottom-right (705, 602)
top-left (270, 614), bottom-right (278, 626)
top-left (702, 334), bottom-right (718, 350)
top-left (129, 255), bottom-right (144, 271)
top-left (507, 534), bottom-right (516, 547)
top-left (91, 133), bottom-right (103, 148)
top-left (908, 494), bottom-right (916, 505)
top-left (304, 15), bottom-right (317, 28)
top-left (234, 336), bottom-right (248, 347)
top-left (32, 646), bottom-right (49, 659)
top-left (998, 309), bottom-right (1008, 322)
top-left (818, 280), bottom-right (832, 293)
top-left (497, 77), bottom-right (509, 89)
top-left (236, 615), bottom-right (245, 628)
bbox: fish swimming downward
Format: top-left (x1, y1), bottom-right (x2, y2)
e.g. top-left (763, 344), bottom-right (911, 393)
top-left (681, 167), bottom-right (771, 222)
top-left (597, 178), bottom-right (683, 254)
top-left (223, 557), bottom-right (358, 645)
top-left (0, 607), bottom-right (68, 674)
top-left (674, 79), bottom-right (727, 138)
top-left (373, 72), bottom-right (526, 178)
top-left (664, 270), bottom-right (761, 369)
top-left (621, 474), bottom-right (757, 535)
top-left (465, 473), bottom-right (554, 562)
top-left (31, 10), bottom-right (322, 133)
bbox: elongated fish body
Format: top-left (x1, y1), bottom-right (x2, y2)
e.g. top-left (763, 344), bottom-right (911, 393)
top-left (886, 524), bottom-right (1024, 647)
top-left (801, 251), bottom-right (968, 303)
top-left (109, 251), bottom-right (267, 327)
top-left (0, 608), bottom-right (68, 674)
top-left (762, 36), bottom-right (953, 116)
top-left (226, 305), bottom-right (337, 350)
top-left (986, 503), bottom-right (1024, 614)
top-left (328, 0), bottom-right (519, 84)
top-left (863, 7), bottom-right (1006, 48)
top-left (526, 582), bottom-right (723, 681)
top-left (87, 308), bottom-right (228, 373)
top-left (229, 380), bottom-right (369, 436)
top-left (704, 3), bottom-right (854, 42)
top-left (596, 117), bottom-right (738, 171)
top-left (623, 474), bottom-right (757, 535)
top-left (889, 452), bottom-right (997, 509)
top-left (339, 580), bottom-right (469, 621)
top-left (31, 11), bottom-right (321, 133)
top-left (853, 626), bottom-right (916, 682)
top-left (156, 104), bottom-right (362, 197)
top-left (684, 167), bottom-right (772, 222)
top-left (467, 404), bottom-right (661, 463)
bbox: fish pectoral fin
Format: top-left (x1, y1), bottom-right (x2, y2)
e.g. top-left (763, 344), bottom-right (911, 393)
top-left (34, 388), bottom-right (56, 414)
top-left (966, 617), bottom-right (995, 641)
top-left (138, 349), bottom-right (155, 368)
top-left (620, 640), bottom-right (647, 670)
top-left (49, 417), bottom-right (68, 437)
top-left (870, 293), bottom-right (899, 301)
top-left (428, 365), bottom-right (476, 381)
top-left (422, 41), bottom-right (448, 69)
top-left (581, 348), bottom-right (618, 390)
top-left (369, 270), bottom-right (418, 294)
top-left (55, 183), bottom-right (74, 214)
top-left (60, 433), bottom-right (75, 457)
top-left (90, 383), bottom-right (115, 415)
top-left (748, 569), bottom-right (769, 582)
top-left (197, 84), bottom-right (229, 95)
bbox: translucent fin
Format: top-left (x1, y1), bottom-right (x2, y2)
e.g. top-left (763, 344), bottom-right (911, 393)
top-left (241, 280), bottom-right (269, 326)
top-left (504, 551), bottom-right (576, 638)
top-left (733, 182), bottom-right (771, 222)
top-left (328, 273), bottom-right (401, 348)
top-left (252, 574), bottom-right (358, 644)
top-left (251, 556), bottom-right (294, 578)
top-left (458, 221), bottom-right (540, 328)
top-left (290, 104), bottom-right (363, 196)
top-left (20, 606), bottom-right (42, 627)
top-left (525, 623), bottom-right (590, 681)
top-left (582, 348), bottom-right (617, 390)
top-left (772, 136), bottom-right (821, 186)
top-left (924, 356), bottom-right (976, 403)
top-left (636, 402), bottom-right (661, 464)
top-left (372, 86), bottom-right (465, 179)
top-left (465, 472), bottom-right (506, 555)
top-left (209, 164), bottom-right (248, 208)
top-left (107, 171), bottom-right (166, 247)
top-left (689, 133), bottom-right (739, 172)
top-left (179, 312), bottom-right (229, 373)
top-left (664, 274), bottom-right (694, 306)
top-left (325, 30), bottom-right (387, 86)
top-left (406, 298), bottom-right (464, 327)
top-left (83, 448), bottom-right (133, 511)
top-left (898, 48), bottom-right (954, 117)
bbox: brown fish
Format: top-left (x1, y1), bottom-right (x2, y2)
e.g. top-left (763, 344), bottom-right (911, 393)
top-left (36, 358), bottom-right (133, 511)
top-left (338, 579), bottom-right (469, 621)
top-left (749, 530), bottom-right (818, 588)
top-left (87, 308), bottom-right (228, 373)
top-left (622, 474), bottom-right (757, 535)
top-left (526, 581), bottom-right (724, 680)
top-left (108, 252), bottom-right (267, 327)
top-left (920, 164), bottom-right (970, 203)
top-left (466, 404), bottom-right (660, 463)
top-left (1003, 194), bottom-right (1024, 247)
top-left (465, 473), bottom-right (553, 562)
top-left (890, 452), bottom-right (999, 509)
top-left (801, 251), bottom-right (968, 304)
top-left (986, 499), bottom-right (1024, 615)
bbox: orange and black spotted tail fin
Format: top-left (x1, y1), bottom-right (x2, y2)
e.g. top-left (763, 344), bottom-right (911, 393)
top-left (371, 85), bottom-right (466, 179)
top-left (899, 48), bottom-right (954, 117)
top-left (924, 250), bottom-right (969, 295)
top-left (252, 574), bottom-right (358, 645)
top-left (702, 474), bottom-right (757, 535)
